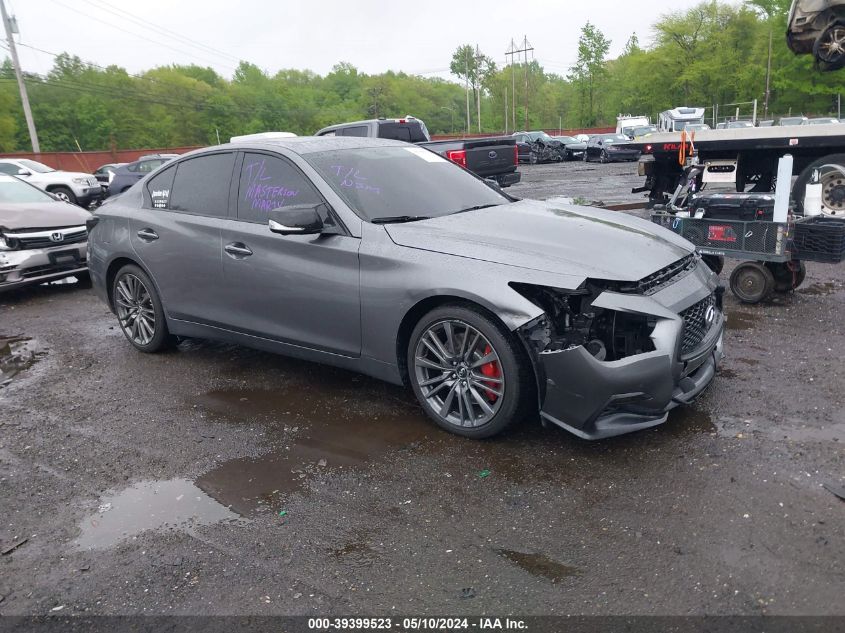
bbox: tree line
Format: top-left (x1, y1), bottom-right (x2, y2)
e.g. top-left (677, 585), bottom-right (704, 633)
top-left (2, 0), bottom-right (844, 153)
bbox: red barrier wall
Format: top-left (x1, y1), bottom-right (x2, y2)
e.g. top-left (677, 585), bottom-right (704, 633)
top-left (2, 147), bottom-right (200, 173)
top-left (3, 127), bottom-right (615, 172)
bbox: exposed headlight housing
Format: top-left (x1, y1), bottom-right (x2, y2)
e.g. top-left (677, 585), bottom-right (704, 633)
top-left (0, 234), bottom-right (14, 251)
top-left (72, 177), bottom-right (87, 184)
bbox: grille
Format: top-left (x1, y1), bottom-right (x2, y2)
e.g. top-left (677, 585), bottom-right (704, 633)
top-left (621, 253), bottom-right (697, 294)
top-left (680, 293), bottom-right (716, 354)
top-left (7, 228), bottom-right (87, 250)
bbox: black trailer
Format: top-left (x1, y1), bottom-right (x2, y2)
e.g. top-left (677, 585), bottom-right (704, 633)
top-left (628, 123), bottom-right (845, 213)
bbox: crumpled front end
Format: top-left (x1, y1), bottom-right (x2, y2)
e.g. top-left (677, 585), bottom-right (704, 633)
top-left (517, 254), bottom-right (724, 440)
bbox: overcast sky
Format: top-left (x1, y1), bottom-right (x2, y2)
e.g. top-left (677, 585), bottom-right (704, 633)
top-left (8, 0), bottom-right (712, 81)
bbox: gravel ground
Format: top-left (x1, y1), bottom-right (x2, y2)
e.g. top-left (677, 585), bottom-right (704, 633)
top-left (0, 162), bottom-right (842, 617)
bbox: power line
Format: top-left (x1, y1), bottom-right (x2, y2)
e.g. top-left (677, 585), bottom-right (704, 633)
top-left (43, 0), bottom-right (239, 73)
top-left (79, 0), bottom-right (241, 65)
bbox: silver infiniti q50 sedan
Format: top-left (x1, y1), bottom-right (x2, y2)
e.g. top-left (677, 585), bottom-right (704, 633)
top-left (88, 137), bottom-right (724, 440)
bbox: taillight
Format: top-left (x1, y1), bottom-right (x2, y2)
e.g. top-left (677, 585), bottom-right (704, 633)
top-left (513, 145), bottom-right (519, 165)
top-left (446, 149), bottom-right (467, 168)
top-left (645, 144), bottom-right (653, 153)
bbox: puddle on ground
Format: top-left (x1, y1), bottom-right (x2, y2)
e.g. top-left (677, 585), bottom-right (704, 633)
top-left (331, 537), bottom-right (379, 569)
top-left (193, 386), bottom-right (436, 515)
top-left (726, 310), bottom-right (759, 330)
top-left (735, 358), bottom-right (760, 366)
top-left (497, 549), bottom-right (581, 583)
top-left (798, 282), bottom-right (838, 296)
top-left (0, 334), bottom-right (44, 387)
top-left (718, 368), bottom-right (738, 379)
top-left (75, 478), bottom-right (242, 550)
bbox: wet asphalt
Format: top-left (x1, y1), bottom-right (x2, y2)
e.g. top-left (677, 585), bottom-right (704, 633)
top-left (0, 160), bottom-right (843, 616)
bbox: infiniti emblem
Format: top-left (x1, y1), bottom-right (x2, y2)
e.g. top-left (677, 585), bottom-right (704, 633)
top-left (488, 150), bottom-right (497, 159)
top-left (50, 232), bottom-right (63, 242)
top-left (704, 305), bottom-right (716, 326)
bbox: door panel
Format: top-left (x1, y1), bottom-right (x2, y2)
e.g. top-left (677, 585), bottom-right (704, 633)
top-left (220, 221), bottom-right (361, 356)
top-left (220, 150), bottom-right (361, 356)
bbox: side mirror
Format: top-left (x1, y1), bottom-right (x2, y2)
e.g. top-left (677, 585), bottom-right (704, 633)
top-left (268, 203), bottom-right (328, 236)
top-left (17, 168), bottom-right (31, 176)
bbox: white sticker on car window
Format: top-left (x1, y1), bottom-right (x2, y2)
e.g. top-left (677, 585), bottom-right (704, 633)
top-left (404, 147), bottom-right (447, 162)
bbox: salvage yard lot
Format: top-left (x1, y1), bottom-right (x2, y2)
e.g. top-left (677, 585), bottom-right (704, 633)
top-left (0, 160), bottom-right (843, 616)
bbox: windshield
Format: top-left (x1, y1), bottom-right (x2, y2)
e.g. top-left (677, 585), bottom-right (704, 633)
top-left (0, 176), bottom-right (56, 203)
top-left (304, 146), bottom-right (509, 222)
top-left (18, 159), bottom-right (55, 173)
top-left (602, 135), bottom-right (630, 145)
top-left (556, 136), bottom-right (577, 143)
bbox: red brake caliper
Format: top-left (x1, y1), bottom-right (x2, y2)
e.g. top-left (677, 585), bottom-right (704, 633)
top-left (479, 344), bottom-right (501, 402)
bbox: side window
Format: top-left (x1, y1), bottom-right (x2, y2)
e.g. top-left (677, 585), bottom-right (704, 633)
top-left (0, 163), bottom-right (19, 175)
top-left (341, 126), bottom-right (368, 137)
top-left (237, 153), bottom-right (322, 224)
top-left (169, 153), bottom-right (235, 217)
top-left (127, 162), bottom-right (140, 173)
top-left (144, 164), bottom-right (176, 209)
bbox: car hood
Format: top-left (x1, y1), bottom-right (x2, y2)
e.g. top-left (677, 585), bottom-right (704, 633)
top-left (384, 199), bottom-right (692, 282)
top-left (0, 201), bottom-right (91, 230)
top-left (565, 142), bottom-right (587, 150)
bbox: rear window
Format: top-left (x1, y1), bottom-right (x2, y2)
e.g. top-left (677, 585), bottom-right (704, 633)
top-left (340, 126), bottom-right (369, 137)
top-left (377, 121), bottom-right (429, 143)
top-left (145, 164), bottom-right (177, 209)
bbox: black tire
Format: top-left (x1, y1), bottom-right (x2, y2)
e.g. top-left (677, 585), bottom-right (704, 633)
top-left (51, 186), bottom-right (77, 205)
top-left (729, 261), bottom-right (775, 304)
top-left (792, 153), bottom-right (845, 215)
top-left (702, 255), bottom-right (724, 275)
top-left (529, 151), bottom-right (538, 165)
top-left (407, 304), bottom-right (535, 439)
top-left (766, 261), bottom-right (806, 292)
top-left (813, 23), bottom-right (845, 71)
top-left (599, 150), bottom-right (609, 164)
top-left (112, 264), bottom-right (173, 352)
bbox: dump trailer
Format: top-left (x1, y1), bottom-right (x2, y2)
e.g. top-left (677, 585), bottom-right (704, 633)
top-left (628, 123), bottom-right (845, 214)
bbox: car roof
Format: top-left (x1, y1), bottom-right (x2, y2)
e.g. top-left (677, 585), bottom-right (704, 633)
top-left (181, 136), bottom-right (410, 157)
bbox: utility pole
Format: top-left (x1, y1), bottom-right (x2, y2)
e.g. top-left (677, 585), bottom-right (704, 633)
top-left (764, 28), bottom-right (772, 118)
top-left (464, 47), bottom-right (471, 135)
top-left (1, 0), bottom-right (39, 153)
top-left (474, 45), bottom-right (484, 133)
top-left (509, 35), bottom-right (533, 130)
top-left (505, 38), bottom-right (516, 132)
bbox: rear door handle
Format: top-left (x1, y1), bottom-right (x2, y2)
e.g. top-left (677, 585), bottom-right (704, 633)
top-left (136, 228), bottom-right (159, 241)
top-left (224, 242), bottom-right (253, 258)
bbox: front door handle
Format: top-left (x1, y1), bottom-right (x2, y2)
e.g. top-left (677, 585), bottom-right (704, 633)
top-left (224, 242), bottom-right (253, 258)
top-left (137, 228), bottom-right (159, 241)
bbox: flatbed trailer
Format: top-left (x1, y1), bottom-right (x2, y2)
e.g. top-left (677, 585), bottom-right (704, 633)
top-left (627, 123), bottom-right (845, 213)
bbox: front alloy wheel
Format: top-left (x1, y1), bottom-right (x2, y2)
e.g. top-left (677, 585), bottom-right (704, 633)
top-left (413, 320), bottom-right (505, 429)
top-left (408, 305), bottom-right (533, 439)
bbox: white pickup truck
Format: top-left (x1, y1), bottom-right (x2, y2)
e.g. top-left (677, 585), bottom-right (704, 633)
top-left (0, 158), bottom-right (103, 207)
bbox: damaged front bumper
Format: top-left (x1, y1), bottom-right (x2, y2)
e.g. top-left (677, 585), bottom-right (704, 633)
top-left (529, 274), bottom-right (725, 440)
top-left (0, 242), bottom-right (88, 292)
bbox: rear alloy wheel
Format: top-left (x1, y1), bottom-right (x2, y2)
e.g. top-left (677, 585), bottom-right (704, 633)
top-left (112, 264), bottom-right (172, 352)
top-left (599, 149), bottom-right (609, 164)
top-left (729, 261), bottom-right (775, 304)
top-left (408, 306), bottom-right (531, 438)
top-left (51, 186), bottom-right (77, 205)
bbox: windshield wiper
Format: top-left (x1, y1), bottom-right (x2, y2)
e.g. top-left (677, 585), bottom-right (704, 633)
top-left (370, 215), bottom-right (431, 224)
top-left (453, 203), bottom-right (498, 214)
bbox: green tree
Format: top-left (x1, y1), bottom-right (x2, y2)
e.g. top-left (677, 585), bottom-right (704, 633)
top-left (568, 22), bottom-right (611, 126)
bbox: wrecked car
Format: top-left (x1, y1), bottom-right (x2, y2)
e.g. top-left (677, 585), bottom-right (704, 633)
top-left (88, 137), bottom-right (724, 440)
top-left (787, 0), bottom-right (845, 69)
top-left (0, 174), bottom-right (91, 291)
